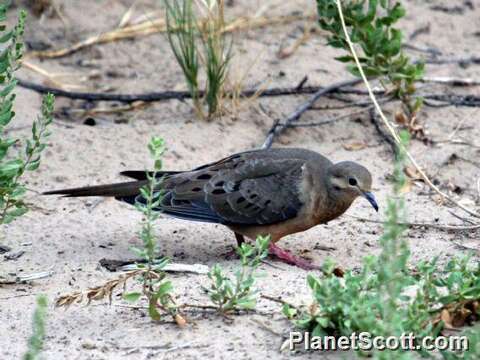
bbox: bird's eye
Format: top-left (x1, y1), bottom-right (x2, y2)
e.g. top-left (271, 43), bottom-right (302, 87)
top-left (348, 178), bottom-right (357, 186)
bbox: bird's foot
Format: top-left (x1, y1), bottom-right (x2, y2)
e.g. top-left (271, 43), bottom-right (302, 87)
top-left (268, 243), bottom-right (319, 270)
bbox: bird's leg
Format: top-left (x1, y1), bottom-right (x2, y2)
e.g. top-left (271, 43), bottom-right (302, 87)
top-left (268, 242), bottom-right (319, 270)
top-left (234, 232), bottom-right (245, 247)
top-left (224, 232), bottom-right (245, 259)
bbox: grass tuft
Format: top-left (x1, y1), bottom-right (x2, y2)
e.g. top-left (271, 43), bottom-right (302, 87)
top-left (164, 0), bottom-right (232, 119)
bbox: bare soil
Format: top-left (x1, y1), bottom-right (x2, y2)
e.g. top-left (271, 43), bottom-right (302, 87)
top-left (1, 0), bottom-right (480, 359)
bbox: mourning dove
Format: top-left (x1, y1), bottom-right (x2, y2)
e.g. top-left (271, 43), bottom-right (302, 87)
top-left (45, 147), bottom-right (378, 269)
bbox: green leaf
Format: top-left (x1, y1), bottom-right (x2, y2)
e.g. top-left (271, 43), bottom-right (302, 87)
top-left (148, 298), bottom-right (161, 321)
top-left (0, 79), bottom-right (17, 98)
top-left (155, 280), bottom-right (173, 298)
top-left (334, 55), bottom-right (354, 63)
top-left (0, 107), bottom-right (13, 126)
top-left (282, 304), bottom-right (297, 319)
top-left (0, 158), bottom-right (23, 178)
top-left (26, 158), bottom-right (40, 171)
top-left (123, 292), bottom-right (142, 303)
top-left (235, 297), bottom-right (256, 310)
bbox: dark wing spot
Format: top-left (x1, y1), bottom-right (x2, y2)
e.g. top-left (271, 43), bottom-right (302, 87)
top-left (236, 196), bottom-right (246, 204)
top-left (250, 194), bottom-right (258, 200)
top-left (245, 203), bottom-right (254, 209)
top-left (232, 182), bottom-right (241, 191)
top-left (197, 173), bottom-right (212, 180)
top-left (212, 189), bottom-right (226, 195)
top-left (264, 200), bottom-right (271, 206)
top-left (192, 187), bottom-right (202, 192)
top-left (215, 181), bottom-right (225, 187)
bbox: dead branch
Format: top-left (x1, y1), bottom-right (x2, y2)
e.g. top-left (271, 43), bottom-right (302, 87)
top-left (425, 55), bottom-right (480, 66)
top-left (369, 108), bottom-right (398, 157)
top-left (422, 93), bottom-right (480, 107)
top-left (284, 106), bottom-right (374, 128)
top-left (261, 78), bottom-right (363, 149)
top-left (349, 215), bottom-right (480, 232)
top-left (17, 78), bottom-right (353, 103)
top-left (19, 74), bottom-right (480, 111)
top-left (422, 76), bottom-right (480, 87)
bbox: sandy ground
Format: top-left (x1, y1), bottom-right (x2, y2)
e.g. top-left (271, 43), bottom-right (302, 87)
top-left (1, 0), bottom-right (480, 359)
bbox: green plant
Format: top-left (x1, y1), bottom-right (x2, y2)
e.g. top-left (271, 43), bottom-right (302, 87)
top-left (165, 0), bottom-right (200, 111)
top-left (443, 326), bottom-right (480, 360)
top-left (124, 137), bottom-right (182, 323)
top-left (56, 138), bottom-right (184, 325)
top-left (0, 5), bottom-right (54, 224)
top-left (198, 0), bottom-right (231, 117)
top-left (206, 235), bottom-right (270, 314)
top-left (317, 0), bottom-right (424, 118)
top-left (24, 295), bottom-right (48, 360)
top-left (164, 0), bottom-right (232, 119)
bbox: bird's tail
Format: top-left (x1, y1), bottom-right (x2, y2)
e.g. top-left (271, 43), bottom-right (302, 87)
top-left (43, 170), bottom-right (179, 198)
top-left (43, 180), bottom-right (146, 198)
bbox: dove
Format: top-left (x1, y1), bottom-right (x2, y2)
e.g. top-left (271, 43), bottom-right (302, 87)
top-left (44, 147), bottom-right (378, 269)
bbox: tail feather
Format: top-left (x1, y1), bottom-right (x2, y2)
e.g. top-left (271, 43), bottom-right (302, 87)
top-left (120, 170), bottom-right (181, 181)
top-left (43, 180), bottom-right (147, 198)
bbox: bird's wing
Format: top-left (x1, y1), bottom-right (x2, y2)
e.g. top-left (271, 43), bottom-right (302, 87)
top-left (137, 154), bottom-right (306, 225)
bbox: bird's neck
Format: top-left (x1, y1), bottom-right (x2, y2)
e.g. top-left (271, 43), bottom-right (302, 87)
top-left (321, 181), bottom-right (356, 223)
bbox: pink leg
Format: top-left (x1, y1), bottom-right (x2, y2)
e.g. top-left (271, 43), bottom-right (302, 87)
top-left (268, 243), bottom-right (319, 270)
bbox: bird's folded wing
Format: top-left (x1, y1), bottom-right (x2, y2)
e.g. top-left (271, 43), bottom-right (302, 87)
top-left (153, 155), bottom-right (306, 225)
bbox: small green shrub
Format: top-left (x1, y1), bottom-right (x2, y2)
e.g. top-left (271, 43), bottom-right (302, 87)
top-left (317, 0), bottom-right (424, 117)
top-left (0, 5), bottom-right (54, 224)
top-left (206, 235), bottom-right (270, 314)
top-left (124, 137), bottom-right (181, 323)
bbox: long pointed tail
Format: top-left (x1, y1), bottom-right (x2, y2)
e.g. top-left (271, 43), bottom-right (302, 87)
top-left (43, 180), bottom-right (147, 198)
top-left (43, 170), bottom-right (180, 198)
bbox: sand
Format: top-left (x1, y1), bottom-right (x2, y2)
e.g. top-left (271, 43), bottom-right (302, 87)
top-left (1, 0), bottom-right (480, 359)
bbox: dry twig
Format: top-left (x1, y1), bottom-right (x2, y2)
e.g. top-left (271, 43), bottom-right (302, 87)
top-left (26, 13), bottom-right (315, 59)
top-left (261, 78), bottom-right (363, 149)
top-left (348, 214), bottom-right (480, 232)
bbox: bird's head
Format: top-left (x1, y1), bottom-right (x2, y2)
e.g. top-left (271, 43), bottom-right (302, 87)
top-left (327, 161), bottom-right (378, 212)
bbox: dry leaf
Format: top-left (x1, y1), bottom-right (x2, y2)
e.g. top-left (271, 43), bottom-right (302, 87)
top-left (395, 111), bottom-right (408, 125)
top-left (440, 309), bottom-right (453, 329)
top-left (452, 306), bottom-right (471, 328)
top-left (404, 166), bottom-right (422, 180)
top-left (343, 142), bottom-right (367, 151)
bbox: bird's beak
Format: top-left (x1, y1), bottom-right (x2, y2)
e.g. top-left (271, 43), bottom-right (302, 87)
top-left (362, 191), bottom-right (378, 212)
